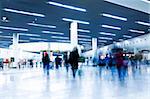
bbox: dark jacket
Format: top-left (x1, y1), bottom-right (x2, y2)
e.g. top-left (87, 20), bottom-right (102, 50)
top-left (55, 57), bottom-right (62, 65)
top-left (69, 50), bottom-right (79, 69)
top-left (42, 55), bottom-right (50, 65)
top-left (63, 54), bottom-right (69, 64)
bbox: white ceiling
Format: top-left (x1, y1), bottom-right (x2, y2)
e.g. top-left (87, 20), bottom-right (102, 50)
top-left (105, 0), bottom-right (150, 14)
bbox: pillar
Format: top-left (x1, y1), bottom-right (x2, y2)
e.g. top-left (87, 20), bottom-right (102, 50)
top-left (92, 38), bottom-right (97, 51)
top-left (12, 33), bottom-right (19, 68)
top-left (70, 21), bottom-right (78, 47)
top-left (47, 42), bottom-right (51, 57)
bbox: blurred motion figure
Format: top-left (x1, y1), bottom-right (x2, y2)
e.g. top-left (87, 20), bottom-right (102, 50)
top-left (69, 47), bottom-right (79, 78)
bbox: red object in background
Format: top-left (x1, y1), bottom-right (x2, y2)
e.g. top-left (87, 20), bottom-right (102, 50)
top-left (44, 52), bottom-right (48, 56)
top-left (3, 59), bottom-right (9, 63)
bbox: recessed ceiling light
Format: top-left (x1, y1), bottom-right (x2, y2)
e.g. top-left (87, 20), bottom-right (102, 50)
top-left (101, 13), bottom-right (127, 21)
top-left (19, 33), bottom-right (40, 37)
top-left (51, 36), bottom-right (69, 39)
top-left (27, 23), bottom-right (56, 28)
top-left (129, 29), bottom-right (145, 34)
top-left (135, 21), bottom-right (150, 26)
top-left (42, 31), bottom-right (64, 35)
top-left (99, 37), bottom-right (113, 40)
top-left (19, 40), bottom-right (30, 42)
top-left (98, 40), bottom-right (107, 43)
top-left (62, 18), bottom-right (89, 25)
top-left (3, 8), bottom-right (45, 17)
top-left (78, 38), bottom-right (91, 41)
top-left (0, 35), bottom-right (12, 38)
top-left (0, 26), bottom-right (28, 31)
top-left (99, 32), bottom-right (116, 36)
top-left (29, 38), bottom-right (48, 41)
top-left (78, 35), bottom-right (91, 38)
top-left (123, 35), bottom-right (132, 38)
top-left (47, 1), bottom-right (86, 12)
top-left (0, 41), bottom-right (11, 43)
top-left (101, 24), bottom-right (121, 30)
top-left (0, 31), bottom-right (2, 33)
top-left (79, 41), bottom-right (91, 44)
top-left (55, 40), bottom-right (70, 43)
top-left (78, 29), bottom-right (90, 33)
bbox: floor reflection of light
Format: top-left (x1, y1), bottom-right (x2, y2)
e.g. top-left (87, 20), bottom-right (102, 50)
top-left (50, 82), bottom-right (67, 92)
top-left (147, 68), bottom-right (150, 73)
top-left (18, 80), bottom-right (44, 91)
top-left (0, 75), bottom-right (5, 85)
top-left (0, 66), bottom-right (150, 99)
top-left (128, 67), bottom-right (132, 76)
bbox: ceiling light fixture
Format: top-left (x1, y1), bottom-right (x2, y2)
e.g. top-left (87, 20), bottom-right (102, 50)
top-left (78, 35), bottom-right (91, 38)
top-left (101, 13), bottom-right (127, 21)
top-left (55, 40), bottom-right (70, 43)
top-left (27, 23), bottom-right (56, 28)
top-left (99, 32), bottom-right (116, 36)
top-left (98, 40), bottom-right (107, 43)
top-left (51, 36), bottom-right (69, 39)
top-left (102, 24), bottom-right (121, 30)
top-left (129, 29), bottom-right (145, 34)
top-left (0, 41), bottom-right (11, 43)
top-left (3, 8), bottom-right (45, 17)
top-left (30, 38), bottom-right (48, 41)
top-left (79, 41), bottom-right (91, 44)
top-left (123, 35), bottom-right (132, 38)
top-left (19, 40), bottom-right (30, 42)
top-left (135, 21), bottom-right (150, 26)
top-left (19, 33), bottom-right (40, 37)
top-left (99, 37), bottom-right (113, 40)
top-left (42, 31), bottom-right (64, 35)
top-left (0, 35), bottom-right (12, 38)
top-left (47, 1), bottom-right (86, 12)
top-left (78, 38), bottom-right (91, 41)
top-left (0, 26), bottom-right (28, 31)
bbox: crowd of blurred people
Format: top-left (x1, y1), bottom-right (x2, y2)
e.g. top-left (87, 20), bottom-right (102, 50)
top-left (1, 47), bottom-right (150, 80)
top-left (41, 47), bottom-right (79, 78)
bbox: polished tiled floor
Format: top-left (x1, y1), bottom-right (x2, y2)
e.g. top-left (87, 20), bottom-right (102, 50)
top-left (0, 65), bottom-right (150, 99)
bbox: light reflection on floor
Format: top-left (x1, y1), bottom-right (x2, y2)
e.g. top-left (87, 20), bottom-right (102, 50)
top-left (0, 65), bottom-right (150, 99)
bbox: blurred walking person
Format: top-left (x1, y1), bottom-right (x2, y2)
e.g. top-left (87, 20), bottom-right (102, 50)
top-left (42, 51), bottom-right (50, 76)
top-left (63, 52), bottom-right (69, 73)
top-left (29, 59), bottom-right (33, 68)
top-left (69, 47), bottom-right (79, 78)
top-left (115, 51), bottom-right (124, 80)
top-left (135, 51), bottom-right (143, 69)
top-left (55, 55), bottom-right (62, 69)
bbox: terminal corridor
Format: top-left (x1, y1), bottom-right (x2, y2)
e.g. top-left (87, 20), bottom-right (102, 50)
top-left (0, 0), bottom-right (150, 99)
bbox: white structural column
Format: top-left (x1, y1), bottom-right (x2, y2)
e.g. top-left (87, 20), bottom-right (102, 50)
top-left (70, 21), bottom-right (78, 48)
top-left (47, 42), bottom-right (51, 58)
top-left (12, 33), bottom-right (19, 67)
top-left (92, 38), bottom-right (97, 51)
